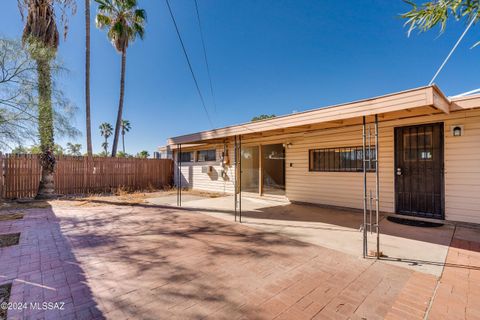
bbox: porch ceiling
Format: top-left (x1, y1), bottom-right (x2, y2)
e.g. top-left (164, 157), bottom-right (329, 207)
top-left (167, 85), bottom-right (451, 146)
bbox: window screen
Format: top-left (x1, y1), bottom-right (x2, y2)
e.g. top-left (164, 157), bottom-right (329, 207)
top-left (309, 147), bottom-right (376, 172)
top-left (197, 149), bottom-right (216, 162)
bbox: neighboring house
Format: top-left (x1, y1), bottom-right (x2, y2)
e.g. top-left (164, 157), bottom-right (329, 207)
top-left (160, 85), bottom-right (480, 225)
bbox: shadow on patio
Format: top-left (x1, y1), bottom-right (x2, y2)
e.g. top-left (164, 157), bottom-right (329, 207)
top-left (0, 202), bottom-right (103, 319)
top-left (52, 201), bottom-right (314, 319)
top-left (141, 194), bottom-right (480, 276)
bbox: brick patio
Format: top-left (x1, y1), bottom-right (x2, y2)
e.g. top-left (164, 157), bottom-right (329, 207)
top-left (0, 201), bottom-right (479, 319)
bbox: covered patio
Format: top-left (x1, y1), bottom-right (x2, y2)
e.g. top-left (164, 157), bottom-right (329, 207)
top-left (148, 193), bottom-right (456, 276)
top-left (165, 85), bottom-right (468, 262)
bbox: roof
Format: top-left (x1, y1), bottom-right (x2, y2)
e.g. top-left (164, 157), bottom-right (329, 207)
top-left (164, 85), bottom-right (477, 146)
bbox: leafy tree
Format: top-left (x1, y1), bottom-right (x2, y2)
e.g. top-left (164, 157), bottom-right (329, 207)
top-left (95, 0), bottom-right (146, 157)
top-left (85, 0), bottom-right (93, 156)
top-left (116, 151), bottom-right (131, 158)
top-left (18, 0), bottom-right (76, 199)
top-left (53, 144), bottom-right (65, 156)
top-left (29, 144), bottom-right (65, 155)
top-left (99, 122), bottom-right (113, 155)
top-left (402, 0), bottom-right (480, 46)
top-left (11, 146), bottom-right (29, 154)
top-left (251, 114), bottom-right (276, 122)
top-left (0, 38), bottom-right (79, 152)
top-left (12, 144), bottom-right (64, 155)
top-left (120, 119), bottom-right (131, 153)
top-left (136, 150), bottom-right (149, 158)
top-left (66, 142), bottom-right (82, 156)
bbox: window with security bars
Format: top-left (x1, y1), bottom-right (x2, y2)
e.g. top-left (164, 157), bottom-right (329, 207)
top-left (309, 147), bottom-right (376, 172)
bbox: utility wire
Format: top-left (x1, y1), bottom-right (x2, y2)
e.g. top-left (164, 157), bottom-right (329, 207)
top-left (165, 0), bottom-right (214, 128)
top-left (429, 17), bottom-right (476, 85)
top-left (194, 0), bottom-right (218, 112)
top-left (450, 87), bottom-right (480, 98)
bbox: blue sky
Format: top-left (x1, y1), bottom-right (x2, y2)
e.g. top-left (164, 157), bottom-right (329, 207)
top-left (1, 0), bottom-right (480, 154)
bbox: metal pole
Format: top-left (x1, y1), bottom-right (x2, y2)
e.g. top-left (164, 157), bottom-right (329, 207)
top-left (234, 136), bottom-right (237, 222)
top-left (375, 114), bottom-right (380, 258)
top-left (176, 144), bottom-right (179, 206)
top-left (179, 144), bottom-right (182, 207)
top-left (368, 125), bottom-right (373, 234)
top-left (239, 135), bottom-right (242, 223)
top-left (362, 116), bottom-right (367, 258)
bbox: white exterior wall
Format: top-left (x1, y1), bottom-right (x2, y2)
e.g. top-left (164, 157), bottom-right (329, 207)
top-left (173, 109), bottom-right (480, 224)
top-left (174, 144), bottom-right (236, 194)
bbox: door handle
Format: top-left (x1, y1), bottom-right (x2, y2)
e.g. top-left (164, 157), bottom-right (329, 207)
top-left (396, 168), bottom-right (402, 176)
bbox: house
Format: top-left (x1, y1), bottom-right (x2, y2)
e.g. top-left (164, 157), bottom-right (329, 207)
top-left (160, 85), bottom-right (480, 225)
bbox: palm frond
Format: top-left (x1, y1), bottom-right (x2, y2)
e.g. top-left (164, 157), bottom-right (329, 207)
top-left (401, 0), bottom-right (478, 37)
top-left (95, 14), bottom-right (112, 29)
top-left (95, 0), bottom-right (146, 52)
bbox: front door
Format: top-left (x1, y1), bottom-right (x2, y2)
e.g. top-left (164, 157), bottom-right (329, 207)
top-left (395, 123), bottom-right (444, 219)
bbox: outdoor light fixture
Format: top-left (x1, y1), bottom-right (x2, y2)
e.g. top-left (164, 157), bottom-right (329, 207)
top-left (451, 125), bottom-right (464, 137)
top-left (286, 142), bottom-right (293, 149)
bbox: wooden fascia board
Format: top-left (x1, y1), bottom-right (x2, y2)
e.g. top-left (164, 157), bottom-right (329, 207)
top-left (167, 86), bottom-right (439, 145)
top-left (430, 86), bottom-right (451, 114)
top-left (450, 94), bottom-right (480, 111)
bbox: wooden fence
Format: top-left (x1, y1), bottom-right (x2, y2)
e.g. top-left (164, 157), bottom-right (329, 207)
top-left (0, 154), bottom-right (174, 199)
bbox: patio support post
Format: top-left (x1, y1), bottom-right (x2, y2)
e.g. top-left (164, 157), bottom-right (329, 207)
top-left (177, 143), bottom-right (182, 207)
top-left (234, 136), bottom-right (237, 222)
top-left (180, 144), bottom-right (182, 206)
top-left (362, 116), bottom-right (367, 258)
top-left (176, 144), bottom-right (179, 206)
top-left (375, 114), bottom-right (380, 258)
top-left (239, 135), bottom-right (242, 223)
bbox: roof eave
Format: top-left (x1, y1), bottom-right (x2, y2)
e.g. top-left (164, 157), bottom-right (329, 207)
top-left (167, 85), bottom-right (452, 145)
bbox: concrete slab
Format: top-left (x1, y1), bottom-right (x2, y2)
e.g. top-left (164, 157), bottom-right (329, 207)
top-left (147, 194), bottom-right (207, 206)
top-left (147, 194), bottom-right (455, 276)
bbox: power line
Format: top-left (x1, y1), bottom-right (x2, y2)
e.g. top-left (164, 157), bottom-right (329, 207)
top-left (429, 17), bottom-right (475, 85)
top-left (165, 0), bottom-right (214, 128)
top-left (194, 0), bottom-right (218, 112)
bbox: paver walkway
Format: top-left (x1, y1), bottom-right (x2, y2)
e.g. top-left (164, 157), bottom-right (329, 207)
top-left (0, 201), bottom-right (478, 319)
top-left (427, 227), bottom-right (480, 320)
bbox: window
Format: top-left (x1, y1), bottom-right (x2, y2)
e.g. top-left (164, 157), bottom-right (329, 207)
top-left (309, 147), bottom-right (376, 172)
top-left (178, 151), bottom-right (193, 162)
top-left (197, 149), bottom-right (216, 162)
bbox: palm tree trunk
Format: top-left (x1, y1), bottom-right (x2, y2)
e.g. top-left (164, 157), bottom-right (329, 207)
top-left (36, 57), bottom-right (56, 199)
top-left (104, 137), bottom-right (108, 155)
top-left (85, 0), bottom-right (93, 157)
top-left (122, 131), bottom-right (125, 153)
top-left (111, 49), bottom-right (126, 157)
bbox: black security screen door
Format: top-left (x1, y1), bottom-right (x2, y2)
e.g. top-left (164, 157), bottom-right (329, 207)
top-left (395, 123), bottom-right (444, 219)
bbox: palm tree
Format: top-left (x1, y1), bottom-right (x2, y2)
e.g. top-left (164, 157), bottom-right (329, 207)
top-left (66, 142), bottom-right (82, 156)
top-left (99, 122), bottom-right (113, 155)
top-left (94, 0), bottom-right (146, 157)
top-left (403, 1), bottom-right (479, 41)
top-left (120, 119), bottom-right (131, 153)
top-left (18, 0), bottom-right (74, 199)
top-left (85, 0), bottom-right (93, 156)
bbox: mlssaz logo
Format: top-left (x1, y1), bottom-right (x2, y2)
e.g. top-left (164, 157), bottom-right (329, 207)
top-left (30, 302), bottom-right (65, 310)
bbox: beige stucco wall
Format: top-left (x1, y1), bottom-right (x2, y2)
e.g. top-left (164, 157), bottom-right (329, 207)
top-left (174, 109), bottom-right (480, 224)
